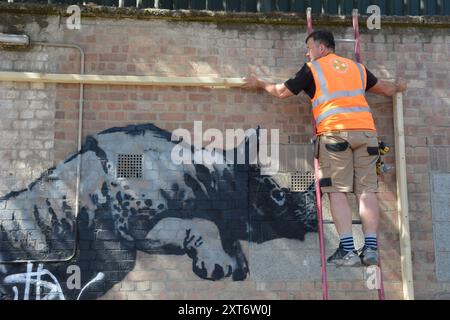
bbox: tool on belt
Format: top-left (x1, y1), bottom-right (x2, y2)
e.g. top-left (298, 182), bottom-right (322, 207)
top-left (376, 141), bottom-right (391, 175)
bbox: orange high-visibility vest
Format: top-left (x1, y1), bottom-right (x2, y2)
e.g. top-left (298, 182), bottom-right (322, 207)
top-left (307, 53), bottom-right (376, 135)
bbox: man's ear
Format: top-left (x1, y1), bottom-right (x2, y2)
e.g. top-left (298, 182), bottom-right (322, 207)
top-left (319, 43), bottom-right (326, 54)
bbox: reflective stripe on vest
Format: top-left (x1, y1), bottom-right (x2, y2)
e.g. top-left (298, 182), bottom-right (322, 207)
top-left (311, 60), bottom-right (366, 109)
top-left (315, 106), bottom-right (372, 126)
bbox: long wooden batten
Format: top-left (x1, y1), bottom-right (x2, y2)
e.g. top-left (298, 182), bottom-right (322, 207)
top-left (0, 71), bottom-right (246, 88)
top-left (393, 92), bottom-right (415, 300)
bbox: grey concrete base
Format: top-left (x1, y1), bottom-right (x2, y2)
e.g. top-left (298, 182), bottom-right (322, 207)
top-left (248, 224), bottom-right (368, 281)
top-left (432, 173), bottom-right (450, 282)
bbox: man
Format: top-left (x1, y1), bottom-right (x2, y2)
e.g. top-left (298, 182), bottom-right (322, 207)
top-left (242, 30), bottom-right (406, 267)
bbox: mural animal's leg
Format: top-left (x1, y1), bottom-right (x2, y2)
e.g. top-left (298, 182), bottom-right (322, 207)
top-left (226, 240), bottom-right (249, 281)
top-left (144, 217), bottom-right (249, 281)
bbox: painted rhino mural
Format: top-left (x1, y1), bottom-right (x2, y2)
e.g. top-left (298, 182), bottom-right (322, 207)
top-left (0, 123), bottom-right (317, 300)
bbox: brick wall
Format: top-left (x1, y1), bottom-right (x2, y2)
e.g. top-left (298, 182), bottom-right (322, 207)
top-left (0, 51), bottom-right (57, 195)
top-left (0, 6), bottom-right (449, 300)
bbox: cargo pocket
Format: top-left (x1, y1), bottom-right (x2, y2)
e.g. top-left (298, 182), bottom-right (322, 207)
top-left (364, 131), bottom-right (379, 156)
top-left (319, 177), bottom-right (332, 188)
top-left (325, 141), bottom-right (349, 152)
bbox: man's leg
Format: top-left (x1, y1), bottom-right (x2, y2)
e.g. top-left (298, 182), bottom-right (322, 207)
top-left (358, 191), bottom-right (380, 236)
top-left (327, 192), bottom-right (360, 266)
top-left (353, 131), bottom-right (380, 265)
top-left (318, 133), bottom-right (360, 266)
top-left (358, 192), bottom-right (380, 265)
top-left (329, 192), bottom-right (353, 235)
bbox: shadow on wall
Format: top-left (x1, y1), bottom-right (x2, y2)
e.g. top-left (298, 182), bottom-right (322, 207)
top-left (0, 123), bottom-right (317, 300)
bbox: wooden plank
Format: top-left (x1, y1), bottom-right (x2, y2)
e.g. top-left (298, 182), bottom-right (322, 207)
top-left (393, 93), bottom-right (415, 300)
top-left (0, 71), bottom-right (246, 87)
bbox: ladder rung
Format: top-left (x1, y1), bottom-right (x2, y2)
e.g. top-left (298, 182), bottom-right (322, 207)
top-left (323, 219), bottom-right (362, 225)
top-left (335, 39), bottom-right (357, 43)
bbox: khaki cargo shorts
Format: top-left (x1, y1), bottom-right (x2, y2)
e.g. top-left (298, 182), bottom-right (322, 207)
top-left (316, 131), bottom-right (379, 194)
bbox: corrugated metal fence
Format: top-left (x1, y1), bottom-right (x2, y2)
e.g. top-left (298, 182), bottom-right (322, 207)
top-left (1, 0), bottom-right (450, 15)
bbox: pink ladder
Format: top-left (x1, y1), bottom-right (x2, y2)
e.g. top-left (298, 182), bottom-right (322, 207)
top-left (306, 7), bottom-right (385, 300)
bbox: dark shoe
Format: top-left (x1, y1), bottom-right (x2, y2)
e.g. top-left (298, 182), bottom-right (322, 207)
top-left (359, 245), bottom-right (379, 266)
top-left (327, 245), bottom-right (362, 267)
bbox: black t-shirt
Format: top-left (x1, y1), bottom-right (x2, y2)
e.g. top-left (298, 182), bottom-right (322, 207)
top-left (284, 63), bottom-right (378, 98)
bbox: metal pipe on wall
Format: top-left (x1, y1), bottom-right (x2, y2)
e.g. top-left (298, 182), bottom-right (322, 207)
top-left (0, 41), bottom-right (85, 263)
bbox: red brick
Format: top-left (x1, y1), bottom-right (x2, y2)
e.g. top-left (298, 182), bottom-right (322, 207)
top-left (55, 111), bottom-right (65, 119)
top-left (113, 112), bottom-right (125, 121)
top-left (107, 103), bottom-right (122, 110)
top-left (92, 102), bottom-right (106, 110)
top-left (189, 94), bottom-right (210, 102)
top-left (123, 103), bottom-right (137, 110)
top-left (99, 92), bottom-right (127, 101)
top-left (98, 111), bottom-right (109, 120)
top-left (184, 47), bottom-right (197, 55)
top-left (159, 113), bottom-right (186, 121)
top-left (55, 132), bottom-right (65, 139)
top-left (128, 113), bottom-right (157, 121)
top-left (99, 53), bottom-right (127, 62)
top-left (83, 112), bottom-right (96, 120)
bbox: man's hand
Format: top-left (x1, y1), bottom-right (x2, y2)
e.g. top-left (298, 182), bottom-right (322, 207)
top-left (242, 74), bottom-right (262, 89)
top-left (241, 73), bottom-right (294, 99)
top-left (369, 78), bottom-right (407, 97)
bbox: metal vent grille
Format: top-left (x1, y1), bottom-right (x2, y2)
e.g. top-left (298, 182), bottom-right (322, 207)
top-left (117, 154), bottom-right (143, 179)
top-left (291, 171), bottom-right (315, 192)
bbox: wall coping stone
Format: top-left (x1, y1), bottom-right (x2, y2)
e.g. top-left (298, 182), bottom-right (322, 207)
top-left (0, 3), bottom-right (449, 28)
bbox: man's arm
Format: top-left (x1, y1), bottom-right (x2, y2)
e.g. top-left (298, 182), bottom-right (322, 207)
top-left (368, 78), bottom-right (407, 97)
top-left (242, 74), bottom-right (294, 99)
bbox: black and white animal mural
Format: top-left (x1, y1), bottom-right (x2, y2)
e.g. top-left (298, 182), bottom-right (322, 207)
top-left (0, 123), bottom-right (317, 300)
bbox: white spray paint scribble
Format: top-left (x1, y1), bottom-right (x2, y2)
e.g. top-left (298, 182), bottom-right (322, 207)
top-left (3, 262), bottom-right (104, 300)
top-left (77, 272), bottom-right (105, 300)
top-left (4, 262), bottom-right (65, 300)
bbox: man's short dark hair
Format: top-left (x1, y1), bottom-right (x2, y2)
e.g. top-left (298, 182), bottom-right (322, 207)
top-left (305, 30), bottom-right (335, 51)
